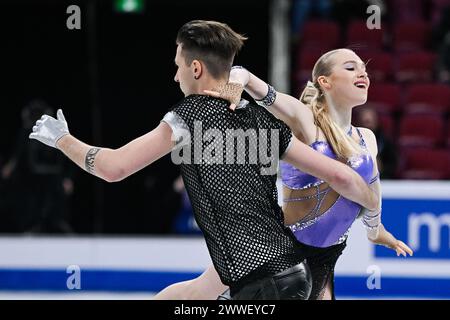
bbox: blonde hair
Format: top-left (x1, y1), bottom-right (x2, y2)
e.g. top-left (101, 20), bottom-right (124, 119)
top-left (299, 49), bottom-right (362, 160)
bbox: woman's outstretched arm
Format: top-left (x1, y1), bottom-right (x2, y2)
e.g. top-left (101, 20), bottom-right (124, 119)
top-left (206, 68), bottom-right (316, 141)
top-left (357, 127), bottom-right (413, 257)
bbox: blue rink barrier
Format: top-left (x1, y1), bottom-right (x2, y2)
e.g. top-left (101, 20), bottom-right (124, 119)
top-left (0, 269), bottom-right (201, 292)
top-left (0, 181), bottom-right (449, 298)
top-left (0, 269), bottom-right (449, 299)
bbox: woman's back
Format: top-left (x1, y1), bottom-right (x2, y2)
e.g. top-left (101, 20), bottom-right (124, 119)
top-left (281, 126), bottom-right (375, 248)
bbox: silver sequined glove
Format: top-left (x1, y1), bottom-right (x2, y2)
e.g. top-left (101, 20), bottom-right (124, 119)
top-left (29, 109), bottom-right (70, 149)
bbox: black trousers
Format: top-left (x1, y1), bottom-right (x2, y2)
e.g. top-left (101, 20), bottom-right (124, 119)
top-left (219, 261), bottom-right (312, 300)
top-left (296, 241), bottom-right (347, 300)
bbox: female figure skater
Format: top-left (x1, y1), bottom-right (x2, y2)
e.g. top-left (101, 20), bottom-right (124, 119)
top-left (155, 48), bottom-right (412, 300)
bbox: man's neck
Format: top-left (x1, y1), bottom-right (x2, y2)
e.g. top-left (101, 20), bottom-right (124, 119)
top-left (194, 76), bottom-right (228, 95)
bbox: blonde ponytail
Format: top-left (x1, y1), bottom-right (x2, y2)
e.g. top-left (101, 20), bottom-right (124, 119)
top-left (300, 80), bottom-right (362, 160)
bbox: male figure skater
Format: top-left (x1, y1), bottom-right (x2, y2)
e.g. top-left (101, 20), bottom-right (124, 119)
top-left (29, 20), bottom-right (378, 299)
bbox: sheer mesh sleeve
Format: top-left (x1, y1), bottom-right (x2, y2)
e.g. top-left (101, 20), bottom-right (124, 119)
top-left (263, 110), bottom-right (293, 159)
top-left (278, 120), bottom-right (293, 159)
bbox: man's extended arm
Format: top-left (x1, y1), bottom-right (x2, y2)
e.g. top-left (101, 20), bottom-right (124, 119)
top-left (283, 136), bottom-right (379, 211)
top-left (29, 109), bottom-right (175, 182)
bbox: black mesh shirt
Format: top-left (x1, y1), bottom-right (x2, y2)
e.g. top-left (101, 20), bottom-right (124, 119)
top-left (162, 95), bottom-right (303, 292)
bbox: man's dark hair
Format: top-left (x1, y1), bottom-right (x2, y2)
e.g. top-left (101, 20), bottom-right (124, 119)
top-left (176, 20), bottom-right (247, 79)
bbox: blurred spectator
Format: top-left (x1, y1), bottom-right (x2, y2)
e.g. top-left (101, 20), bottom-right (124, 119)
top-left (357, 107), bottom-right (398, 179)
top-left (431, 4), bottom-right (450, 49)
top-left (172, 175), bottom-right (202, 235)
top-left (1, 99), bottom-right (74, 234)
top-left (291, 0), bottom-right (332, 37)
top-left (431, 1), bottom-right (450, 28)
top-left (434, 5), bottom-right (450, 82)
top-left (436, 31), bottom-right (450, 83)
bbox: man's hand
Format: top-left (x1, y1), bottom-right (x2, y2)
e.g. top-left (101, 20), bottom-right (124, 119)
top-left (29, 109), bottom-right (70, 149)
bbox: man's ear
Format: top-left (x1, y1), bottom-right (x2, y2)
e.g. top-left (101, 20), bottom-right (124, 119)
top-left (192, 60), bottom-right (202, 80)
